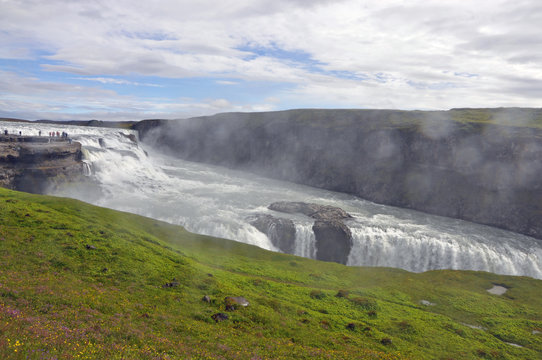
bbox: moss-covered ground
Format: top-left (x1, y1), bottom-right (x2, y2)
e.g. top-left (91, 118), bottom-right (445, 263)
top-left (0, 187), bottom-right (541, 359)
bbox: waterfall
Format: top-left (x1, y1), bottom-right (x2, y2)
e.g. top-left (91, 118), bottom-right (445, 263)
top-left (82, 161), bottom-right (92, 176)
top-left (293, 223), bottom-right (317, 259)
top-left (2, 119), bottom-right (541, 279)
top-left (347, 219), bottom-right (542, 278)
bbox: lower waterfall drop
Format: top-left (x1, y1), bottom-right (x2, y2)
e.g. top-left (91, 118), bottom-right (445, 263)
top-left (293, 223), bottom-right (317, 259)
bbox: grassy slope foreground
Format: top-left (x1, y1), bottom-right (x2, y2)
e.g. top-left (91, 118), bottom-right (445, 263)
top-left (0, 188), bottom-right (541, 359)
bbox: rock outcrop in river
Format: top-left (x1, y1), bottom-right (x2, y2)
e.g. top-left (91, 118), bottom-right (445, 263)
top-left (134, 108), bottom-right (542, 240)
top-left (248, 214), bottom-right (296, 254)
top-left (0, 135), bottom-right (84, 193)
top-left (249, 202), bottom-right (354, 264)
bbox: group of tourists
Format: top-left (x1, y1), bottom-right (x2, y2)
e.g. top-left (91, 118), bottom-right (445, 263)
top-left (48, 131), bottom-right (69, 138)
top-left (2, 129), bottom-right (71, 143)
top-left (2, 129), bottom-right (21, 136)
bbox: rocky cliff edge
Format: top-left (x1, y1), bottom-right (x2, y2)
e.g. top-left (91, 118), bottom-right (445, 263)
top-left (0, 136), bottom-right (84, 193)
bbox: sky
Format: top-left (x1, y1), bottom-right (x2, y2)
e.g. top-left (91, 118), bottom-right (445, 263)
top-left (1, 0), bottom-right (542, 121)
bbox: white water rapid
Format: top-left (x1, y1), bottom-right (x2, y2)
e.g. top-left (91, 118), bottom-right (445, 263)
top-left (3, 121), bottom-right (542, 279)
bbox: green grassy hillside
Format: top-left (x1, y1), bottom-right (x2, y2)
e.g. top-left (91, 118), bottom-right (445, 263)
top-left (0, 188), bottom-right (541, 359)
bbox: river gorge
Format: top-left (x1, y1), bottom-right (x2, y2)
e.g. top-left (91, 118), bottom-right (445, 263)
top-left (2, 117), bottom-right (541, 279)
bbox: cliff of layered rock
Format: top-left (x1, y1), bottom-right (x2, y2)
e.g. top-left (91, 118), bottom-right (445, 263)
top-left (134, 108), bottom-right (542, 240)
top-left (0, 135), bottom-right (84, 193)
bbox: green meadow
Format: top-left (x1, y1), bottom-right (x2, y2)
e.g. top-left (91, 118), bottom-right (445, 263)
top-left (0, 187), bottom-right (541, 359)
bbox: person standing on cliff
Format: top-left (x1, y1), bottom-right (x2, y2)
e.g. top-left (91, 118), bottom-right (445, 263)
top-left (38, 130), bottom-right (41, 136)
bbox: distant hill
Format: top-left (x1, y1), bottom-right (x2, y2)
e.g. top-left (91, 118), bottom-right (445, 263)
top-left (35, 119), bottom-right (136, 129)
top-left (1, 117), bottom-right (137, 129)
top-left (0, 117), bottom-right (32, 123)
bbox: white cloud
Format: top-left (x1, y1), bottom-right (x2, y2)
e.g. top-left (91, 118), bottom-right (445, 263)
top-left (0, 71), bottom-right (278, 120)
top-left (1, 0), bottom-right (542, 119)
top-left (216, 80), bottom-right (238, 85)
top-left (265, 97), bottom-right (280, 104)
top-left (75, 77), bottom-right (163, 87)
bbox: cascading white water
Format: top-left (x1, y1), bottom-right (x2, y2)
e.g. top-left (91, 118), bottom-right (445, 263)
top-left (2, 120), bottom-right (542, 279)
top-left (293, 223), bottom-right (317, 259)
top-left (347, 217), bottom-right (542, 278)
top-left (82, 159), bottom-right (92, 176)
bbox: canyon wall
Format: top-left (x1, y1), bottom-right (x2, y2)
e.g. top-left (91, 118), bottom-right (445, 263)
top-left (135, 109), bottom-right (542, 239)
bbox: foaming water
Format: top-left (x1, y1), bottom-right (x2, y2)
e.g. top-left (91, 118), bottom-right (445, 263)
top-left (2, 121), bottom-right (542, 278)
top-left (347, 217), bottom-right (542, 278)
top-left (294, 223), bottom-right (317, 259)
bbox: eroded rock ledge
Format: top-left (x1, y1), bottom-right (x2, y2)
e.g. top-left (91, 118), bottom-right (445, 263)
top-left (268, 201), bottom-right (352, 221)
top-left (0, 136), bottom-right (84, 193)
top-left (248, 214), bottom-right (296, 254)
top-left (249, 202), bottom-right (353, 264)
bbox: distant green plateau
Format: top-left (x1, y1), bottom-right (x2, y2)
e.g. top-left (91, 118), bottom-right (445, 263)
top-left (0, 187), bottom-right (541, 359)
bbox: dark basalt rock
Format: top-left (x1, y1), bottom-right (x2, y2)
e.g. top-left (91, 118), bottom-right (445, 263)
top-left (0, 136), bottom-right (84, 193)
top-left (162, 279), bottom-right (180, 288)
top-left (211, 313), bottom-right (229, 322)
top-left (313, 220), bottom-right (353, 264)
top-left (381, 338), bottom-right (393, 346)
top-left (268, 201), bottom-right (354, 264)
top-left (268, 201), bottom-right (321, 216)
top-left (268, 201), bottom-right (352, 220)
top-left (119, 132), bottom-right (138, 143)
top-left (310, 206), bottom-right (352, 221)
top-left (248, 214), bottom-right (296, 254)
